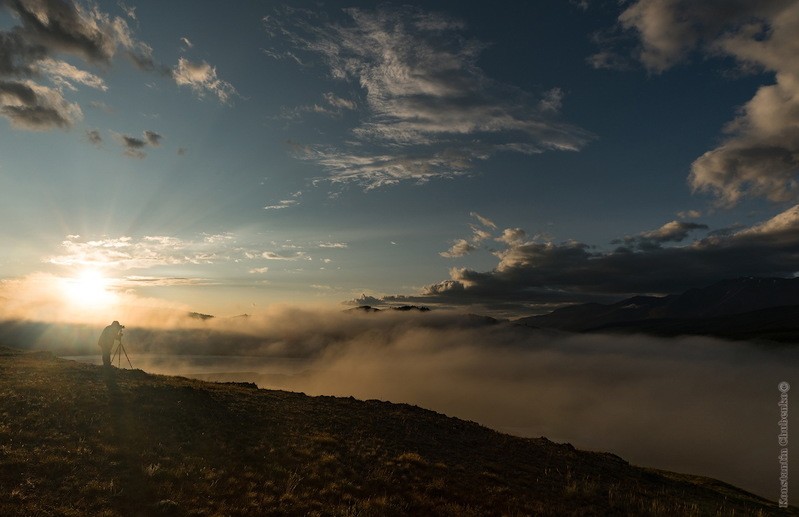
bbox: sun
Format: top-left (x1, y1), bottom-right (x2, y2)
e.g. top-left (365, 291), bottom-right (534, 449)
top-left (60, 269), bottom-right (118, 308)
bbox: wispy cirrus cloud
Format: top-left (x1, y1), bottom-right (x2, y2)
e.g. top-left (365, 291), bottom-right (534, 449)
top-left (597, 0), bottom-right (799, 205)
top-left (440, 212), bottom-right (496, 258)
top-left (264, 5), bottom-right (592, 189)
top-left (263, 190), bottom-right (302, 210)
top-left (46, 234), bottom-right (238, 271)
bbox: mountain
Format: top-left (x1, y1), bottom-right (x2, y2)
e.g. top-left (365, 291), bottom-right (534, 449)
top-left (1, 347), bottom-right (791, 516)
top-left (518, 277), bottom-right (799, 341)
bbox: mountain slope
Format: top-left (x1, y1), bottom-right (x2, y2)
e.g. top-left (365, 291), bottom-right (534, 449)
top-left (0, 347), bottom-right (792, 516)
top-left (519, 277), bottom-right (799, 340)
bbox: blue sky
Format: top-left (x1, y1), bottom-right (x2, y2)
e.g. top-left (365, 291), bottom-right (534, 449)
top-left (2, 0), bottom-right (799, 319)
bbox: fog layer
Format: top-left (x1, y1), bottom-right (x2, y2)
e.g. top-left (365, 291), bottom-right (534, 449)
top-left (1, 304), bottom-right (795, 501)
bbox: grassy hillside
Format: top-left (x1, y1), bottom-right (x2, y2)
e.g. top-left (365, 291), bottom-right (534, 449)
top-left (0, 346), bottom-right (793, 516)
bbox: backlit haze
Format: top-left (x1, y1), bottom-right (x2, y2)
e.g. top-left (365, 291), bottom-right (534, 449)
top-left (2, 0), bottom-right (799, 502)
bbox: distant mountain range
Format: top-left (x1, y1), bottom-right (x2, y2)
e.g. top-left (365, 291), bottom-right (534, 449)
top-left (517, 277), bottom-right (799, 342)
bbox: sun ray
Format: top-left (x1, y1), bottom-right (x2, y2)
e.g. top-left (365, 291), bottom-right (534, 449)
top-left (59, 268), bottom-right (118, 309)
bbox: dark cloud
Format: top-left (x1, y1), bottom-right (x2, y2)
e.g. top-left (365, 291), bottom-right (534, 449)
top-left (613, 220), bottom-right (709, 251)
top-left (112, 129), bottom-right (163, 158)
top-left (3, 0), bottom-right (133, 64)
top-left (372, 206), bottom-right (799, 314)
top-left (0, 79), bottom-right (81, 129)
top-left (85, 128), bottom-right (101, 145)
top-left (0, 30), bottom-right (46, 76)
top-left (0, 0), bottom-right (165, 132)
top-left (144, 130), bottom-right (162, 147)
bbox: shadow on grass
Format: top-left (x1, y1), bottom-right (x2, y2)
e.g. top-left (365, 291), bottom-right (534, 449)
top-left (102, 367), bottom-right (171, 515)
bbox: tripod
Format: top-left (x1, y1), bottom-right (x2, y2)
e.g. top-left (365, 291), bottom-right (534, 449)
top-left (111, 333), bottom-right (133, 369)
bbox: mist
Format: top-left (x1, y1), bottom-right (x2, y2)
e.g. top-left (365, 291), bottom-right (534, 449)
top-left (1, 295), bottom-right (796, 501)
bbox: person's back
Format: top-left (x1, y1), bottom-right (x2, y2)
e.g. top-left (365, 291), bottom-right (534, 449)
top-left (98, 321), bottom-right (123, 367)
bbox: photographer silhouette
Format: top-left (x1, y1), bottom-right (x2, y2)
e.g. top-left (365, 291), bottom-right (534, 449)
top-left (98, 321), bottom-right (124, 367)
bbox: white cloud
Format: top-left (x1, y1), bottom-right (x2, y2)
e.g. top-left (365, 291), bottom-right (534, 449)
top-left (173, 57), bottom-right (237, 104)
top-left (261, 251), bottom-right (307, 261)
top-left (470, 212), bottom-right (497, 230)
top-left (613, 0), bottom-right (799, 204)
top-left (323, 92), bottom-right (356, 110)
top-left (46, 234), bottom-right (243, 271)
top-left (440, 212), bottom-right (498, 257)
top-left (37, 58), bottom-right (108, 91)
top-left (440, 239), bottom-right (476, 258)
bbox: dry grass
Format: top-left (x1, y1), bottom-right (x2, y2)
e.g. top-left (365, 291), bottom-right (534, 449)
top-left (0, 346), bottom-right (794, 516)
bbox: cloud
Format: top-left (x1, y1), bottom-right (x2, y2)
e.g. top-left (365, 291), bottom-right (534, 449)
top-left (112, 129), bottom-right (163, 158)
top-left (538, 87), bottom-right (564, 112)
top-left (261, 251), bottom-right (307, 261)
top-left (608, 1), bottom-right (799, 204)
top-left (263, 199), bottom-right (299, 210)
top-left (173, 57), bottom-right (237, 104)
top-left (85, 128), bottom-right (101, 145)
top-left (470, 212), bottom-right (497, 229)
top-left (322, 92), bottom-right (356, 110)
top-left (265, 5), bottom-right (592, 189)
top-left (118, 2), bottom-right (136, 21)
top-left (277, 92), bottom-right (358, 121)
top-left (293, 142), bottom-right (484, 189)
top-left (248, 267), bottom-right (269, 274)
top-left (180, 36), bottom-right (193, 49)
top-left (440, 239), bottom-right (476, 258)
top-left (613, 220), bottom-right (709, 251)
top-left (342, 293), bottom-right (384, 307)
top-left (144, 130), bottom-right (162, 146)
top-left (5, 0), bottom-right (135, 64)
top-left (318, 242), bottom-right (347, 249)
top-left (0, 0), bottom-right (164, 132)
top-left (441, 212), bottom-right (498, 257)
top-left (122, 276), bottom-right (208, 287)
top-left (377, 205), bottom-right (799, 314)
top-left (677, 209), bottom-right (702, 219)
top-left (0, 79), bottom-right (82, 130)
top-left (36, 57), bottom-right (107, 91)
top-left (263, 191), bottom-right (301, 210)
top-left (46, 233), bottom-right (245, 271)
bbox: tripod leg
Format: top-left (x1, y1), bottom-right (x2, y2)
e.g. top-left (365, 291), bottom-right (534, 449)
top-left (121, 344), bottom-right (133, 369)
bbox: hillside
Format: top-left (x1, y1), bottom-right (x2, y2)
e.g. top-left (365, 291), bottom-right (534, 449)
top-left (0, 347), bottom-right (793, 516)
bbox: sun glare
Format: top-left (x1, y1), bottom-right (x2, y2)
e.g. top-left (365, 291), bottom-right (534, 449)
top-left (60, 269), bottom-right (117, 308)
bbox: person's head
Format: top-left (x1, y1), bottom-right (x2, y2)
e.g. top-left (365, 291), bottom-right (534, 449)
top-left (112, 320), bottom-right (124, 329)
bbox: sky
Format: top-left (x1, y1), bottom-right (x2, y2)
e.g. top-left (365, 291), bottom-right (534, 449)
top-left (2, 0), bottom-right (799, 319)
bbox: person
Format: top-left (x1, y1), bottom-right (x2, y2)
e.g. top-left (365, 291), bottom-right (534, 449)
top-left (98, 321), bottom-right (124, 367)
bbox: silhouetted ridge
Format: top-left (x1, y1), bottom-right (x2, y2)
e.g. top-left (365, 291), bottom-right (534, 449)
top-left (519, 277), bottom-right (799, 341)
